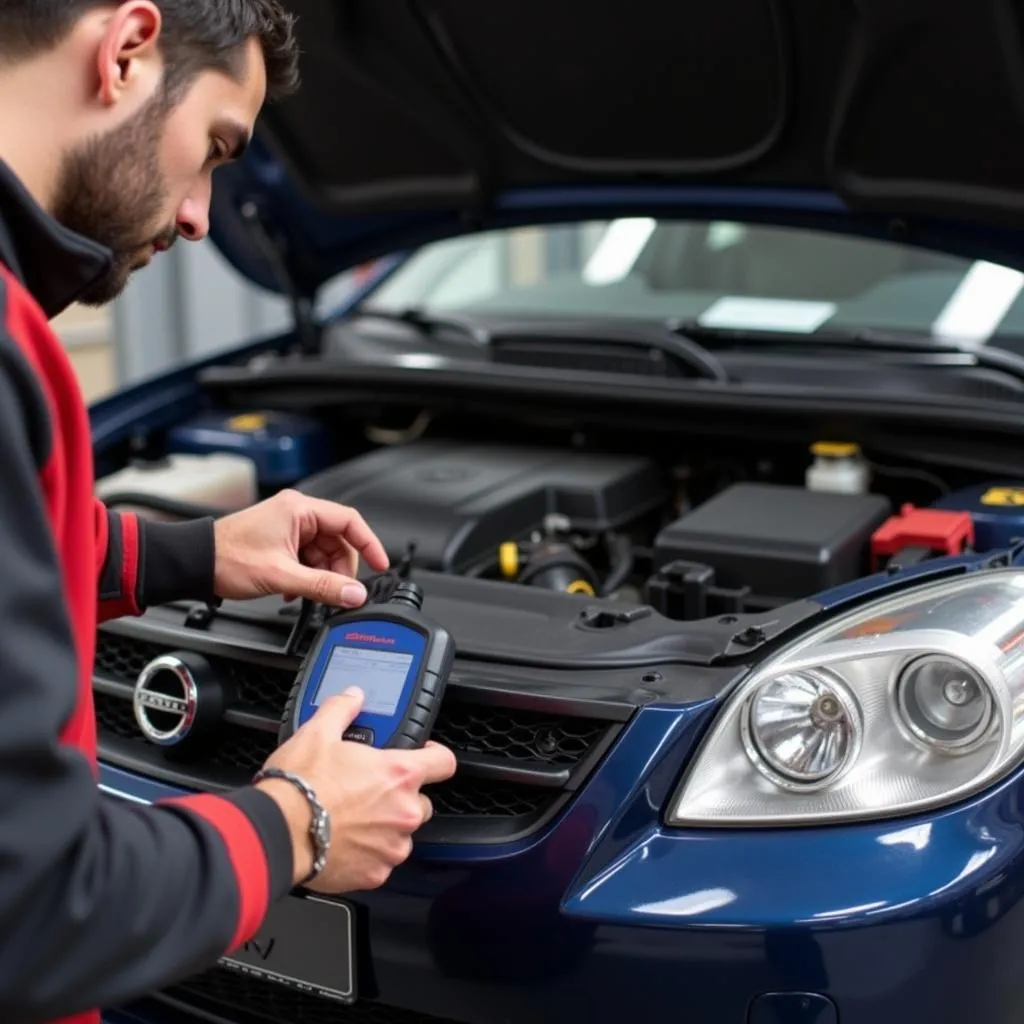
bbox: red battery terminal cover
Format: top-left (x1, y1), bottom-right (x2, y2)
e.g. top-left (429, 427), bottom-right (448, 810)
top-left (870, 504), bottom-right (975, 570)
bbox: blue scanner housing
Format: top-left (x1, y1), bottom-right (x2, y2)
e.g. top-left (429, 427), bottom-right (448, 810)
top-left (283, 583), bottom-right (453, 749)
top-left (298, 618), bottom-right (427, 747)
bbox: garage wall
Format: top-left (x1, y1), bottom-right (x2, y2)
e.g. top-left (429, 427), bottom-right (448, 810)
top-left (109, 238), bottom-right (377, 387)
top-left (112, 237), bottom-right (293, 386)
top-left (56, 239), bottom-right (294, 401)
top-left (53, 302), bottom-right (118, 403)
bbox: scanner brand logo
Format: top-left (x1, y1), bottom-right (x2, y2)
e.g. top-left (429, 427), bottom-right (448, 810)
top-left (345, 631), bottom-right (395, 645)
top-left (133, 654), bottom-right (199, 746)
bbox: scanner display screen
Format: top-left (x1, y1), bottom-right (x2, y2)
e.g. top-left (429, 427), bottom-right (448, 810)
top-left (314, 645), bottom-right (414, 716)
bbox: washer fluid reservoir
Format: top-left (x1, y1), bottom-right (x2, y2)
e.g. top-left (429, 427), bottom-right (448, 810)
top-left (95, 453), bottom-right (258, 518)
top-left (805, 441), bottom-right (870, 495)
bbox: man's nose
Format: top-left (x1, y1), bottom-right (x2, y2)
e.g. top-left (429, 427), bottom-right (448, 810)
top-left (175, 189), bottom-right (211, 242)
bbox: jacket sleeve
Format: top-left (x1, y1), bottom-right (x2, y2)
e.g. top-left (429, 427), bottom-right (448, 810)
top-left (0, 338), bottom-right (294, 1020)
top-left (95, 500), bottom-right (218, 622)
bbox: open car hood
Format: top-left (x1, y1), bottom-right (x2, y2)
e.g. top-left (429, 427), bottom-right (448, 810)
top-left (209, 0), bottom-right (1024, 298)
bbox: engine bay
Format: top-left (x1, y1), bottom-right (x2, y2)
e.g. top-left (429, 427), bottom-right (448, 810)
top-left (91, 401), bottom-right (1024, 841)
top-left (96, 406), bottom-right (1024, 626)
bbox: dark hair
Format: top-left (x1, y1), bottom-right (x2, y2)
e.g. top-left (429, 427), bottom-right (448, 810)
top-left (0, 1), bottom-right (300, 100)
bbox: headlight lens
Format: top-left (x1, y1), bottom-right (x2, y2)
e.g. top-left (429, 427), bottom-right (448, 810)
top-left (742, 669), bottom-right (862, 789)
top-left (668, 569), bottom-right (1024, 827)
top-left (895, 654), bottom-right (994, 753)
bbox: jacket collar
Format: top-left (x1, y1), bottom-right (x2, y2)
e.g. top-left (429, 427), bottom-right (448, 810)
top-left (0, 159), bottom-right (113, 319)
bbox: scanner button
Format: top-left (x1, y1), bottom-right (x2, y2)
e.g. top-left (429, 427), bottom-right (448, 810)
top-left (343, 726), bottom-right (374, 745)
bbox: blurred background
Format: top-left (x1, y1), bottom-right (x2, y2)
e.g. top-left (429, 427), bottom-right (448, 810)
top-left (62, 224), bottom-right (597, 403)
top-left (82, 218), bottom-right (1005, 403)
top-left (62, 235), bottom-right (295, 403)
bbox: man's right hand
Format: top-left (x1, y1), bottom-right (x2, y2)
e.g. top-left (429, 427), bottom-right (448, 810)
top-left (254, 687), bottom-right (457, 893)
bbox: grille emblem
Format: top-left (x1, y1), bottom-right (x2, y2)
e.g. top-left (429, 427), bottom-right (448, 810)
top-left (133, 654), bottom-right (200, 746)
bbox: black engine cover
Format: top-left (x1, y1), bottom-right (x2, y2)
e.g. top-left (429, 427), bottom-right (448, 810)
top-left (297, 440), bottom-right (666, 572)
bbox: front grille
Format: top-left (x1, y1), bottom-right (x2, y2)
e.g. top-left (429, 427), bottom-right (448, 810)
top-left (431, 705), bottom-right (604, 766)
top-left (205, 723), bottom-right (278, 774)
top-left (96, 691), bottom-right (138, 739)
top-left (95, 631), bottom-right (617, 841)
top-left (95, 692), bottom-right (279, 775)
top-left (427, 775), bottom-right (550, 817)
top-left (96, 633), bottom-right (290, 713)
top-left (96, 634), bottom-right (607, 768)
top-left (165, 967), bottom-right (463, 1024)
top-left (95, 691), bottom-right (555, 817)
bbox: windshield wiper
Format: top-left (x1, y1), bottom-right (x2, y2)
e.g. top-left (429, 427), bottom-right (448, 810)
top-left (355, 308), bottom-right (730, 382)
top-left (671, 319), bottom-right (1024, 380)
top-left (355, 307), bottom-right (491, 344)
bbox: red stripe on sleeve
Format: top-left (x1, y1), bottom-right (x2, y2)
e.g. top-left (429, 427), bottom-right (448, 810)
top-left (119, 511), bottom-right (140, 614)
top-left (162, 793), bottom-right (271, 951)
top-left (97, 510), bottom-right (142, 622)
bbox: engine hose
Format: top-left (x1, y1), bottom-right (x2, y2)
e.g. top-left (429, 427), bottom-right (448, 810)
top-left (600, 533), bottom-right (634, 597)
top-left (515, 542), bottom-right (599, 595)
top-left (364, 410), bottom-right (434, 446)
top-left (98, 491), bottom-right (240, 520)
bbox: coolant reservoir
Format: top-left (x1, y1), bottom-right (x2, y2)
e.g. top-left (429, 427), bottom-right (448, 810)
top-left (95, 453), bottom-right (258, 518)
top-left (805, 441), bottom-right (870, 495)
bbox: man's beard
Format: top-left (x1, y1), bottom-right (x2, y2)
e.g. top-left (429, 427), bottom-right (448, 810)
top-left (51, 90), bottom-right (177, 307)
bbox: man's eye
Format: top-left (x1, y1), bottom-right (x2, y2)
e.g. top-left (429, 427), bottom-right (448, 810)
top-left (208, 141), bottom-right (226, 162)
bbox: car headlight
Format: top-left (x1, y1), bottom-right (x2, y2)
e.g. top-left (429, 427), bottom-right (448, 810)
top-left (668, 569), bottom-right (1024, 827)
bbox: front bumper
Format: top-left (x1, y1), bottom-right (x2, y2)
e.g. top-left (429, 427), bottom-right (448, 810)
top-left (102, 703), bottom-right (1024, 1024)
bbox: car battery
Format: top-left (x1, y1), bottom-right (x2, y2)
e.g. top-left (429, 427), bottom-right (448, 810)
top-left (932, 482), bottom-right (1024, 551)
top-left (166, 411), bottom-right (332, 489)
top-left (652, 483), bottom-right (891, 600)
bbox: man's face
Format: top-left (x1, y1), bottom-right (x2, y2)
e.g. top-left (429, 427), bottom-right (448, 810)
top-left (52, 36), bottom-right (267, 306)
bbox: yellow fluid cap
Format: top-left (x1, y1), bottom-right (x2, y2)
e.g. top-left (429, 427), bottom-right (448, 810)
top-left (499, 542), bottom-right (519, 579)
top-left (226, 412), bottom-right (270, 433)
top-left (811, 441), bottom-right (861, 459)
top-left (566, 579), bottom-right (596, 596)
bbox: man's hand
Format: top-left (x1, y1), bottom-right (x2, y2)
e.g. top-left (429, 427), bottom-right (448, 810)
top-left (256, 688), bottom-right (458, 893)
top-left (212, 489), bottom-right (389, 608)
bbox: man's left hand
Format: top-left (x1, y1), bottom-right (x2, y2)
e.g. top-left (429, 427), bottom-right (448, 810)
top-left (212, 489), bottom-right (389, 607)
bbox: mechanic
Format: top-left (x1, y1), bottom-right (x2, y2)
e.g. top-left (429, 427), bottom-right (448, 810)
top-left (0, 3), bottom-right (458, 1023)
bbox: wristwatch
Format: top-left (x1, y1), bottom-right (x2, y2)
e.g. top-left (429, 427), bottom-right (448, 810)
top-left (252, 767), bottom-right (330, 885)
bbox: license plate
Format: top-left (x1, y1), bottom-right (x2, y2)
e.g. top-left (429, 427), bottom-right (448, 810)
top-left (220, 894), bottom-right (356, 1004)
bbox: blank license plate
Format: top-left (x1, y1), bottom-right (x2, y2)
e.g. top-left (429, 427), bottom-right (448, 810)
top-left (220, 894), bottom-right (356, 1004)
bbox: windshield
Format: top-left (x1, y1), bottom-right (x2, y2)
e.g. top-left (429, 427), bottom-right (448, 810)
top-left (362, 219), bottom-right (1024, 347)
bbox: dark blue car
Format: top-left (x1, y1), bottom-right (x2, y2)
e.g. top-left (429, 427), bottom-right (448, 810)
top-left (97, 2), bottom-right (1024, 1022)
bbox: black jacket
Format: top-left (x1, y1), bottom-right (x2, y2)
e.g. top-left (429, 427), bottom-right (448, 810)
top-left (0, 157), bottom-right (293, 1024)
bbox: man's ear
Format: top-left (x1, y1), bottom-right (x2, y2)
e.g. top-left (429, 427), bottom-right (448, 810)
top-left (95, 1), bottom-right (163, 107)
